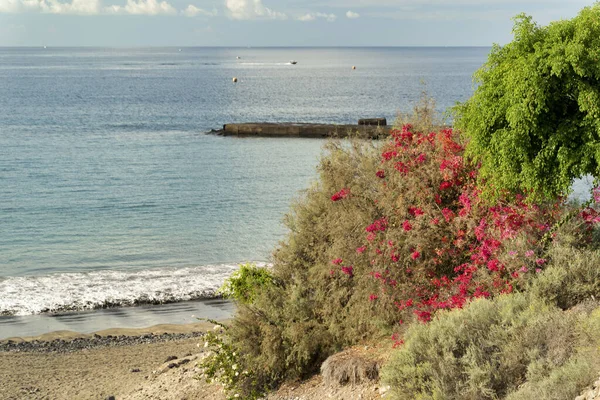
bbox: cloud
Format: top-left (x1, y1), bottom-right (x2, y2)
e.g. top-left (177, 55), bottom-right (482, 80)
top-left (183, 4), bottom-right (217, 17)
top-left (297, 13), bottom-right (314, 21)
top-left (225, 0), bottom-right (286, 20)
top-left (106, 0), bottom-right (176, 15)
top-left (296, 11), bottom-right (336, 22)
top-left (346, 10), bottom-right (359, 18)
top-left (0, 0), bottom-right (100, 14)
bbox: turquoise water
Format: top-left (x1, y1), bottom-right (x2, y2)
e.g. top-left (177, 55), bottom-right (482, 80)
top-left (0, 47), bottom-right (490, 318)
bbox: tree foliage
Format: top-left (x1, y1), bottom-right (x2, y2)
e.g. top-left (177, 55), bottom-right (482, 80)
top-left (454, 4), bottom-right (600, 201)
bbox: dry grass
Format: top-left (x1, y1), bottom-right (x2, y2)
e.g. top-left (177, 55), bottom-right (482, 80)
top-left (321, 346), bottom-right (385, 387)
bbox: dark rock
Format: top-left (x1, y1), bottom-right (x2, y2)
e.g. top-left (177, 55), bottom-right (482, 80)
top-left (164, 355), bottom-right (178, 363)
top-left (107, 396), bottom-right (116, 400)
top-left (358, 118), bottom-right (387, 126)
top-left (130, 368), bottom-right (141, 373)
top-left (167, 363), bottom-right (177, 369)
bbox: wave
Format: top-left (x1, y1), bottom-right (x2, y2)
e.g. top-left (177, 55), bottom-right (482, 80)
top-left (0, 263), bottom-right (263, 316)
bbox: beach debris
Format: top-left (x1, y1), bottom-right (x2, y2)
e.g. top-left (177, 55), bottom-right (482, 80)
top-left (232, 77), bottom-right (238, 83)
top-left (130, 368), bottom-right (141, 373)
top-left (352, 66), bottom-right (356, 70)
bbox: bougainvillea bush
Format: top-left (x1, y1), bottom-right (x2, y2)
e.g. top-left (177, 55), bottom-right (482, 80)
top-left (216, 117), bottom-right (600, 398)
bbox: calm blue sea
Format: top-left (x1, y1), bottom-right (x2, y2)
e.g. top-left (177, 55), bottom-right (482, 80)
top-left (0, 47), bottom-right (490, 332)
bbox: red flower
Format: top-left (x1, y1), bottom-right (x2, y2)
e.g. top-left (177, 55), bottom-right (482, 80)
top-left (331, 188), bottom-right (350, 201)
top-left (382, 150), bottom-right (397, 161)
top-left (369, 294), bottom-right (378, 301)
top-left (341, 266), bottom-right (354, 276)
top-left (439, 181), bottom-right (452, 190)
top-left (356, 246), bottom-right (366, 254)
top-left (331, 258), bottom-right (343, 265)
top-left (415, 153), bottom-right (427, 164)
top-left (402, 220), bottom-right (413, 232)
top-left (366, 218), bottom-right (388, 233)
top-left (408, 207), bottom-right (424, 217)
top-left (394, 161), bottom-right (409, 175)
top-left (411, 251), bottom-right (420, 260)
top-left (414, 310), bottom-right (431, 323)
top-left (376, 170), bottom-right (386, 179)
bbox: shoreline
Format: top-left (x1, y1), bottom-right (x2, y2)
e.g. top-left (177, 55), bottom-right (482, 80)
top-left (0, 298), bottom-right (235, 341)
top-left (0, 321), bottom-right (218, 351)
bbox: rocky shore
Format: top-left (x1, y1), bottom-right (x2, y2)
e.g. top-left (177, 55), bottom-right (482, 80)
top-left (0, 331), bottom-right (206, 354)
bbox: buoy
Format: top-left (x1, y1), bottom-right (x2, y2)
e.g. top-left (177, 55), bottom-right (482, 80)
top-left (232, 77), bottom-right (238, 83)
top-left (352, 66), bottom-right (356, 70)
top-left (236, 56), bottom-right (240, 59)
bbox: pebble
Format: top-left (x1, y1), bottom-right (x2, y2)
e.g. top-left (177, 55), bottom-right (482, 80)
top-left (0, 332), bottom-right (206, 353)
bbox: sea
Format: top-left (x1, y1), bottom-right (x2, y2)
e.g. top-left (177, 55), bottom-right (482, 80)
top-left (0, 47), bottom-right (492, 338)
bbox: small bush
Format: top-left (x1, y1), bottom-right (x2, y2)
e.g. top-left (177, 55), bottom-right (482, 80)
top-left (219, 263), bottom-right (275, 304)
top-left (529, 243), bottom-right (600, 309)
top-left (381, 293), bottom-right (600, 400)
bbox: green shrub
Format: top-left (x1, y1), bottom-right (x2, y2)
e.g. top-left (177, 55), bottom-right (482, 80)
top-left (529, 243), bottom-right (600, 309)
top-left (219, 263), bottom-right (275, 304)
top-left (381, 293), bottom-right (600, 400)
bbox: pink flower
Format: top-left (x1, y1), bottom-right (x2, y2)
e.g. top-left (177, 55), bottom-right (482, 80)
top-left (536, 268), bottom-right (542, 273)
top-left (331, 258), bottom-right (343, 265)
top-left (520, 266), bottom-right (528, 273)
top-left (366, 232), bottom-right (376, 242)
top-left (331, 188), bottom-right (350, 202)
top-left (415, 153), bottom-right (427, 164)
top-left (535, 258), bottom-right (547, 265)
top-left (369, 294), bottom-right (378, 301)
top-left (356, 246), bottom-right (366, 254)
top-left (525, 250), bottom-right (535, 257)
top-left (411, 251), bottom-right (420, 260)
top-left (442, 208), bottom-right (454, 223)
top-left (341, 266), bottom-right (354, 276)
top-left (594, 186), bottom-right (600, 203)
top-left (508, 251), bottom-right (518, 257)
top-left (402, 220), bottom-right (413, 232)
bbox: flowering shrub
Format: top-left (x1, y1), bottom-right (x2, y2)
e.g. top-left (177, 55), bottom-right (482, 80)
top-left (223, 117), bottom-right (598, 398)
top-left (328, 124), bottom-right (565, 326)
top-left (198, 321), bottom-right (264, 400)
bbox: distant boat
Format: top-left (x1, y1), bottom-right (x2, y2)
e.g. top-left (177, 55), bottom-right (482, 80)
top-left (236, 56), bottom-right (241, 59)
top-left (290, 60), bottom-right (297, 65)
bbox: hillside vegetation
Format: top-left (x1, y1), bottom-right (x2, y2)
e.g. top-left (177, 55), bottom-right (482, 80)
top-left (200, 4), bottom-right (600, 400)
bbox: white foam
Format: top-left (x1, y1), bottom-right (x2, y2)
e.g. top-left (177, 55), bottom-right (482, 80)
top-left (0, 263), bottom-right (266, 316)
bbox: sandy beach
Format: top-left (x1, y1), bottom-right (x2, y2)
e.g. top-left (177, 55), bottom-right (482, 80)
top-left (0, 322), bottom-right (227, 400)
top-left (0, 321), bottom-right (383, 400)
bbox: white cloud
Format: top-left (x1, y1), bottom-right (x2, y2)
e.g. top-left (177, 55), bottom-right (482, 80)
top-left (346, 10), bottom-right (359, 19)
top-left (0, 0), bottom-right (100, 14)
top-left (183, 4), bottom-right (217, 17)
top-left (297, 13), bottom-right (314, 21)
top-left (225, 0), bottom-right (286, 20)
top-left (296, 11), bottom-right (336, 22)
top-left (106, 0), bottom-right (176, 15)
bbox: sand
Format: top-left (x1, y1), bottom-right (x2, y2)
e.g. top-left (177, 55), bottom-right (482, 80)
top-left (0, 322), bottom-right (383, 400)
top-left (0, 322), bottom-right (226, 400)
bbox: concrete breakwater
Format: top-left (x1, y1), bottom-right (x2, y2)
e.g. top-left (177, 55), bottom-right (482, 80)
top-left (211, 122), bottom-right (391, 138)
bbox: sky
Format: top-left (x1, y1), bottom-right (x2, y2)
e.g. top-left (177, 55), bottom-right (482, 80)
top-left (0, 0), bottom-right (595, 46)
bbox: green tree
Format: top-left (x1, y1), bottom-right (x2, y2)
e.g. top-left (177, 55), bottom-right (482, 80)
top-left (454, 3), bottom-right (600, 201)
